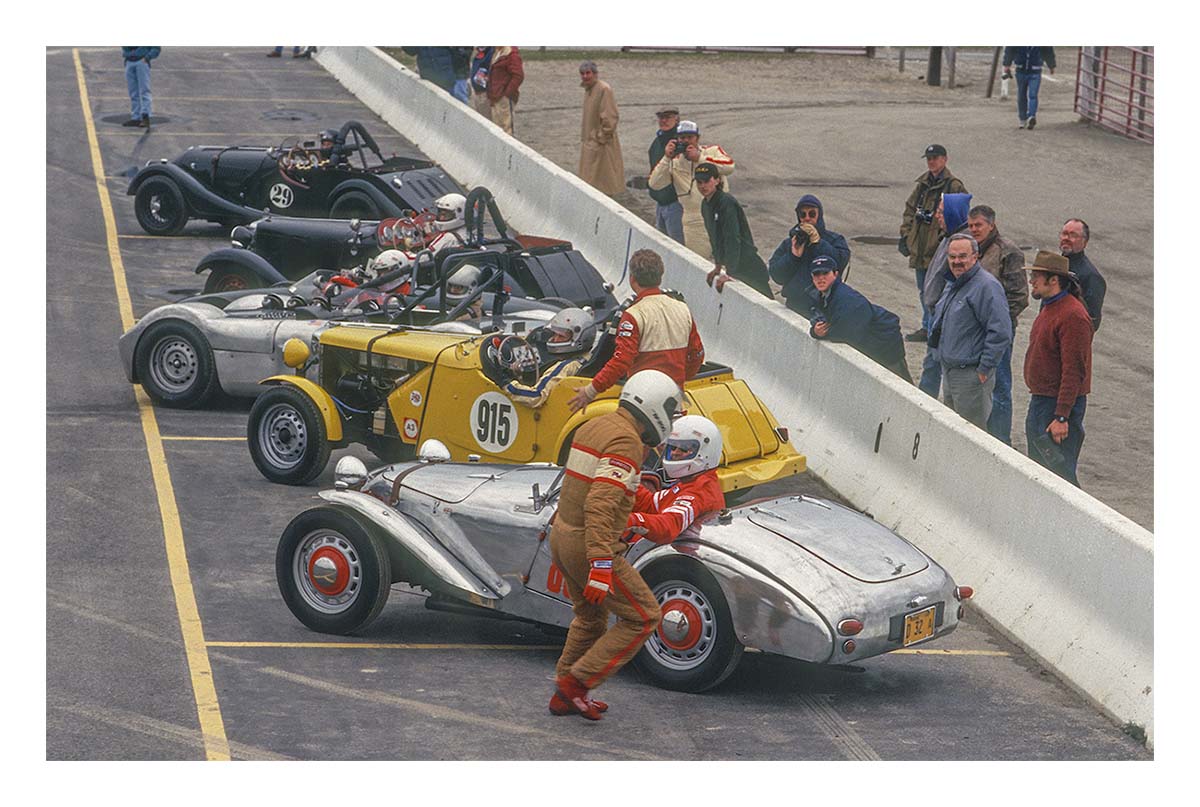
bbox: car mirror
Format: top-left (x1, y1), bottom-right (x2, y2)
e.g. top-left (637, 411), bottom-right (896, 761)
top-left (418, 439), bottom-right (451, 463)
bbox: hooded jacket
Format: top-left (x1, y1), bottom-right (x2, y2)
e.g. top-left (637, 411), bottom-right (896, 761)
top-left (930, 262), bottom-right (1013, 373)
top-left (807, 277), bottom-right (908, 376)
top-left (921, 193), bottom-right (973, 308)
top-left (768, 194), bottom-right (851, 306)
top-left (901, 168), bottom-right (967, 270)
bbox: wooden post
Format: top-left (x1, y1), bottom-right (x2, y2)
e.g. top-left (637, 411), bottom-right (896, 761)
top-left (899, 47), bottom-right (906, 73)
top-left (946, 47), bottom-right (957, 89)
top-left (986, 47), bottom-right (1001, 97)
top-left (927, 47), bottom-right (942, 86)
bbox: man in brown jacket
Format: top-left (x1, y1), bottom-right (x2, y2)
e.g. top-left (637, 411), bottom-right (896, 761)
top-left (549, 370), bottom-right (680, 720)
top-left (577, 61), bottom-right (625, 196)
top-left (968, 204), bottom-right (1028, 445)
top-left (470, 46), bottom-right (523, 136)
top-left (900, 144), bottom-right (967, 342)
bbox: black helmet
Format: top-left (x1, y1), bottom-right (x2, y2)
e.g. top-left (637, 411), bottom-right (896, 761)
top-left (489, 336), bottom-right (539, 387)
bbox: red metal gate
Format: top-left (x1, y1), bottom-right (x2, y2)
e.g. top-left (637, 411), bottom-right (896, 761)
top-left (1074, 46), bottom-right (1154, 143)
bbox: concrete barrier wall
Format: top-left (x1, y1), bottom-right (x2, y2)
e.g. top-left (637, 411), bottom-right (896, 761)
top-left (316, 47), bottom-right (1154, 744)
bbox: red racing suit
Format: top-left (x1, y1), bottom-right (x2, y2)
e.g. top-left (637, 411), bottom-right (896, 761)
top-left (589, 287), bottom-right (704, 395)
top-left (626, 469), bottom-right (725, 544)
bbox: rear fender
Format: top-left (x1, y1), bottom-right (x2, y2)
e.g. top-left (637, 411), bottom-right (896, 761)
top-left (551, 398), bottom-right (621, 460)
top-left (633, 542), bottom-right (834, 663)
top-left (316, 491), bottom-right (500, 604)
top-left (127, 163), bottom-right (264, 222)
top-left (194, 247), bottom-right (288, 286)
top-left (329, 179), bottom-right (400, 217)
top-left (260, 375), bottom-right (344, 442)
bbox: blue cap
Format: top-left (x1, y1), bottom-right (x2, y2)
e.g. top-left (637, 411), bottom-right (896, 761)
top-left (809, 255), bottom-right (839, 274)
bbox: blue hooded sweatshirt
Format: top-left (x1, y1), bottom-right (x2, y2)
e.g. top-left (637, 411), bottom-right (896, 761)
top-left (767, 194), bottom-right (851, 310)
top-left (921, 192), bottom-right (973, 309)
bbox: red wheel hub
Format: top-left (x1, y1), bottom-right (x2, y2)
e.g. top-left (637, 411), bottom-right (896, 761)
top-left (308, 547), bottom-right (350, 596)
top-left (659, 598), bottom-right (703, 651)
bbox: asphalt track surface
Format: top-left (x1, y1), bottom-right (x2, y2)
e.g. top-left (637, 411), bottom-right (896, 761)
top-left (45, 46), bottom-right (1150, 761)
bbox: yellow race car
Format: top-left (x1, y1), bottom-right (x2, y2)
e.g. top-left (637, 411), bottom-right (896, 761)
top-left (247, 321), bottom-right (805, 491)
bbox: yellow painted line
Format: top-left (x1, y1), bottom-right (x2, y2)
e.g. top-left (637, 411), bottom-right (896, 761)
top-left (893, 649), bottom-right (1011, 656)
top-left (208, 641), bottom-right (561, 650)
top-left (118, 233), bottom-right (175, 239)
top-left (74, 48), bottom-right (231, 762)
top-left (161, 436), bottom-right (246, 442)
top-left (92, 95), bottom-right (361, 104)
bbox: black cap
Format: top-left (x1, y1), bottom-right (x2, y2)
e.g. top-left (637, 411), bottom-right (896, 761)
top-left (693, 162), bottom-right (720, 181)
top-left (924, 144), bottom-right (947, 158)
top-left (809, 255), bottom-right (839, 274)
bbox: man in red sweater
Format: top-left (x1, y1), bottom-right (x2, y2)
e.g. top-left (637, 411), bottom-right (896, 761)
top-left (568, 248), bottom-right (704, 412)
top-left (469, 46), bottom-right (523, 136)
top-left (1022, 250), bottom-right (1093, 486)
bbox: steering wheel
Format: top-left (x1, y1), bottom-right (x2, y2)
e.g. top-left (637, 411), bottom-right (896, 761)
top-left (279, 145), bottom-right (319, 177)
top-left (376, 218), bottom-right (402, 249)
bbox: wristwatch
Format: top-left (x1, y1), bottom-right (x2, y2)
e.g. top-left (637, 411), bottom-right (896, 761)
top-left (1054, 416), bottom-right (1068, 424)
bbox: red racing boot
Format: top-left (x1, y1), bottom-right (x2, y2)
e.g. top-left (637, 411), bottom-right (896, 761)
top-left (549, 674), bottom-right (605, 720)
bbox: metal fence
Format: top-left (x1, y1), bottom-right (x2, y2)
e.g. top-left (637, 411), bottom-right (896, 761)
top-left (1074, 46), bottom-right (1153, 143)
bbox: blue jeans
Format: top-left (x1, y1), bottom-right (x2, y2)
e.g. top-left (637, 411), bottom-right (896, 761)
top-left (1016, 69), bottom-right (1043, 122)
top-left (655, 201), bottom-right (684, 244)
top-left (914, 267), bottom-right (932, 332)
top-left (986, 341), bottom-right (1014, 444)
top-left (918, 345), bottom-right (941, 398)
top-left (125, 59), bottom-right (152, 119)
top-left (452, 79), bottom-right (471, 104)
top-left (1025, 394), bottom-right (1087, 486)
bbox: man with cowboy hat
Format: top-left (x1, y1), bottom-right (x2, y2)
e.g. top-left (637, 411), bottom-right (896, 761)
top-left (1023, 249), bottom-right (1094, 486)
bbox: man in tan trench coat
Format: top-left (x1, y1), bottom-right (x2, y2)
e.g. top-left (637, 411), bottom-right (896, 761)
top-left (577, 61), bottom-right (625, 196)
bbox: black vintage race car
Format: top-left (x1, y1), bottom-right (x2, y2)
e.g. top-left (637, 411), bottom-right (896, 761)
top-left (192, 188), bottom-right (617, 313)
top-left (126, 121), bottom-right (463, 235)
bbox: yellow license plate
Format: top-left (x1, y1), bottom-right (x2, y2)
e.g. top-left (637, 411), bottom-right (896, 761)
top-left (903, 606), bottom-right (937, 646)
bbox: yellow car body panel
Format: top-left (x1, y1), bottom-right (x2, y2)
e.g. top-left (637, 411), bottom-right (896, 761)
top-left (261, 375), bottom-right (344, 442)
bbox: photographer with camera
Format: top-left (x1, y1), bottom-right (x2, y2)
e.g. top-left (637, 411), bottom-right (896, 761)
top-left (899, 144), bottom-right (967, 343)
top-left (807, 255), bottom-right (911, 382)
top-left (647, 120), bottom-right (734, 260)
top-left (647, 106), bottom-right (684, 244)
top-left (768, 194), bottom-right (850, 313)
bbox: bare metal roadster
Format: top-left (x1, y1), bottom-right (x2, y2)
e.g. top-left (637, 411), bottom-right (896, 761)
top-left (277, 450), bottom-right (972, 692)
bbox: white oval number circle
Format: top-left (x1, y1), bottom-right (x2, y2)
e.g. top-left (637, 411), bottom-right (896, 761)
top-left (471, 391), bottom-right (518, 453)
top-left (269, 183), bottom-right (294, 209)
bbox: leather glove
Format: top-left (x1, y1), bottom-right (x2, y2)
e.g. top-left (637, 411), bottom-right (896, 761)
top-left (583, 558), bottom-right (613, 604)
top-left (897, 238), bottom-right (911, 257)
top-left (799, 222), bottom-right (820, 244)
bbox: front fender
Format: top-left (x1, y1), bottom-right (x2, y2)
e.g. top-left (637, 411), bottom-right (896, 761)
top-left (127, 163), bottom-right (264, 222)
top-left (194, 247), bottom-right (288, 286)
top-left (551, 397), bottom-right (621, 458)
top-left (329, 178), bottom-right (401, 217)
top-left (315, 491), bottom-right (499, 603)
top-left (260, 375), bottom-right (344, 442)
top-left (118, 303), bottom-right (225, 383)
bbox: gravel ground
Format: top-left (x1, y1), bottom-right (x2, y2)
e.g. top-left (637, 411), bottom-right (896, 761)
top-left (391, 47), bottom-right (1153, 530)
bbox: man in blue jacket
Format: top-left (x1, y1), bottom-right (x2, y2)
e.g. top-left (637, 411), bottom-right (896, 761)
top-left (121, 47), bottom-right (160, 128)
top-left (917, 191), bottom-right (973, 398)
top-left (807, 255), bottom-right (911, 382)
top-left (1002, 47), bottom-right (1057, 130)
top-left (930, 234), bottom-right (1013, 429)
top-left (768, 194), bottom-right (850, 312)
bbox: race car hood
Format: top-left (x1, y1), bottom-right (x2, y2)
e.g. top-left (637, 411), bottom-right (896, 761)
top-left (318, 324), bottom-right (477, 362)
top-left (742, 497), bottom-right (929, 583)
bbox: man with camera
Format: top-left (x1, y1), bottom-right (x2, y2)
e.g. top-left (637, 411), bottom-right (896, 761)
top-left (900, 144), bottom-right (967, 342)
top-left (647, 106), bottom-right (685, 244)
top-left (648, 120), bottom-right (734, 260)
top-left (807, 255), bottom-right (911, 382)
top-left (928, 234), bottom-right (1012, 429)
top-left (768, 194), bottom-right (851, 313)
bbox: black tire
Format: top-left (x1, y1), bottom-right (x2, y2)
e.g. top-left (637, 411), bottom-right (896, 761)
top-left (248, 385), bottom-right (332, 485)
top-left (329, 190), bottom-right (380, 220)
top-left (632, 558), bottom-right (744, 692)
top-left (134, 176), bottom-right (190, 235)
top-left (203, 264), bottom-right (261, 294)
top-left (276, 506), bottom-right (392, 634)
top-left (134, 320), bottom-right (219, 408)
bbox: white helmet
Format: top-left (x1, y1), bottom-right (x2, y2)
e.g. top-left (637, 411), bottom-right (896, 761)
top-left (366, 249), bottom-right (412, 278)
top-left (663, 415), bottom-right (722, 479)
top-left (446, 262), bottom-right (483, 302)
top-left (432, 192), bottom-right (467, 232)
top-left (618, 370), bottom-right (682, 447)
top-left (545, 307), bottom-right (593, 355)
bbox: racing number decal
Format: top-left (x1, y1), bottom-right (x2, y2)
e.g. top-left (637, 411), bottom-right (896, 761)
top-left (269, 183), bottom-right (294, 209)
top-left (471, 392), bottom-right (518, 453)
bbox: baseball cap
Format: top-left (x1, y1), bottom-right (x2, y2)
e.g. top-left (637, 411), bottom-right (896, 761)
top-left (676, 120), bottom-right (699, 136)
top-left (693, 162), bottom-right (720, 181)
top-left (809, 255), bottom-right (839, 274)
top-left (924, 144), bottom-right (948, 158)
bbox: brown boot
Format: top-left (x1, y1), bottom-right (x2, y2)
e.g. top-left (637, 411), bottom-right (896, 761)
top-left (550, 673), bottom-right (603, 720)
top-left (549, 692), bottom-right (609, 716)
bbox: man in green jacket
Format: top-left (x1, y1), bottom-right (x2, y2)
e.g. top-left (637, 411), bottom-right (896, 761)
top-left (899, 144), bottom-right (967, 341)
top-left (695, 162), bottom-right (773, 300)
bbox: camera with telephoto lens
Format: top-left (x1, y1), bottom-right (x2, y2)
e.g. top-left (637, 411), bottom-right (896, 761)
top-left (915, 209), bottom-right (935, 225)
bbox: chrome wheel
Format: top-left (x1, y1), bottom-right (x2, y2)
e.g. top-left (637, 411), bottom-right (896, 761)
top-left (292, 529), bottom-right (363, 614)
top-left (147, 335), bottom-right (199, 395)
top-left (257, 402), bottom-right (308, 470)
top-left (645, 580), bottom-right (718, 671)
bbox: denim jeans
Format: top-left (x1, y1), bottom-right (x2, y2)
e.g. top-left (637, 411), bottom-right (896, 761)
top-left (986, 341), bottom-right (1014, 444)
top-left (1016, 69), bottom-right (1043, 122)
top-left (918, 345), bottom-right (941, 398)
top-left (125, 59), bottom-right (152, 119)
top-left (1025, 394), bottom-right (1087, 486)
top-left (655, 201), bottom-right (684, 244)
top-left (452, 79), bottom-right (471, 104)
top-left (914, 266), bottom-right (932, 332)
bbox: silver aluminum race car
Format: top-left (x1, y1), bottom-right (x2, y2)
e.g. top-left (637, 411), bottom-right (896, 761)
top-left (276, 448), bottom-right (972, 692)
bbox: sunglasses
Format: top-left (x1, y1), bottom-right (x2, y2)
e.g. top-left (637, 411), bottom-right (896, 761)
top-left (798, 209), bottom-right (819, 220)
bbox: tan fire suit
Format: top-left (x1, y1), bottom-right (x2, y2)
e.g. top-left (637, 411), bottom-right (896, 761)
top-left (550, 407), bottom-right (662, 688)
top-left (647, 144), bottom-right (734, 259)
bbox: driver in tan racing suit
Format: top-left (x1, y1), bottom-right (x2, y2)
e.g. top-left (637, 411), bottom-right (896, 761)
top-left (548, 370), bottom-right (681, 720)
